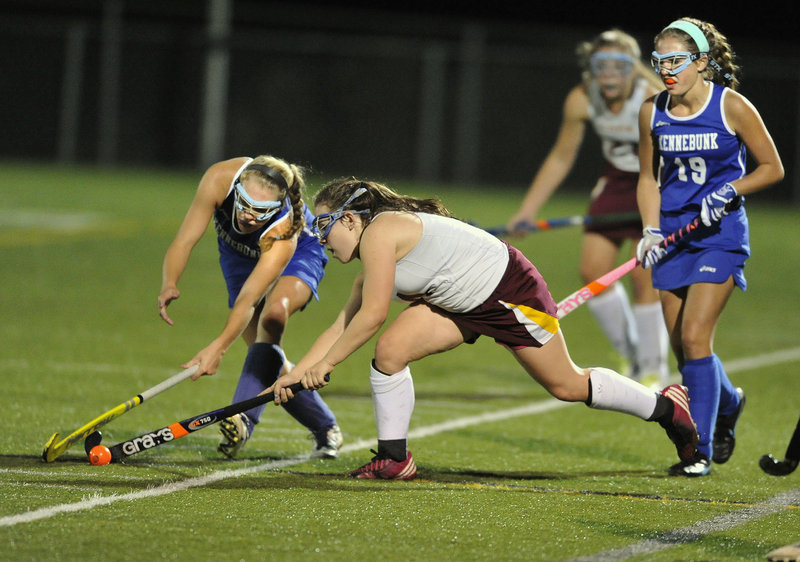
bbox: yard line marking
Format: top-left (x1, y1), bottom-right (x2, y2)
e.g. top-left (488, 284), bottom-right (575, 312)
top-left (1, 346), bottom-right (798, 528)
top-left (409, 398), bottom-right (571, 439)
top-left (568, 488), bottom-right (800, 562)
top-left (0, 438), bottom-right (373, 528)
top-left (723, 347), bottom-right (800, 372)
top-left (0, 210), bottom-right (101, 230)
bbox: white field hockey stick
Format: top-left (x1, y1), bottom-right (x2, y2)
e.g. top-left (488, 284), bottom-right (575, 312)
top-left (555, 199), bottom-right (741, 319)
top-left (41, 364), bottom-right (199, 462)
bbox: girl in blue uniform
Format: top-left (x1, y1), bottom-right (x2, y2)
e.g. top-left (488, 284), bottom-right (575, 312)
top-left (636, 18), bottom-right (784, 476)
top-left (158, 155), bottom-right (342, 459)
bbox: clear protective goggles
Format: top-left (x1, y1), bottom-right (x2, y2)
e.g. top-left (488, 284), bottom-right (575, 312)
top-left (589, 52), bottom-right (634, 77)
top-left (311, 187), bottom-right (368, 242)
top-left (650, 50), bottom-right (704, 76)
top-left (233, 181), bottom-right (283, 222)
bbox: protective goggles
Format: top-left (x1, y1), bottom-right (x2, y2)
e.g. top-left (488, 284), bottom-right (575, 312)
top-left (233, 181), bottom-right (283, 222)
top-left (589, 52), bottom-right (633, 77)
top-left (650, 50), bottom-right (704, 76)
top-left (311, 187), bottom-right (368, 241)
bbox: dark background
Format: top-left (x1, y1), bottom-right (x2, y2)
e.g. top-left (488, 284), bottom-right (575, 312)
top-left (1, 0), bottom-right (797, 198)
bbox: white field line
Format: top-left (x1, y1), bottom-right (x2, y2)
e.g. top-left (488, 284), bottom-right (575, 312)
top-left (0, 210), bottom-right (101, 230)
top-left (1, 347), bottom-right (799, 531)
top-left (568, 488), bottom-right (800, 562)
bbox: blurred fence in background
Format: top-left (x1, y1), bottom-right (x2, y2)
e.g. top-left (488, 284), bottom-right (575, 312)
top-left (0, 1), bottom-right (797, 199)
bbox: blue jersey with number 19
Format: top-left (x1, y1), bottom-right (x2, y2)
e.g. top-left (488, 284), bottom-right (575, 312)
top-left (651, 82), bottom-right (748, 243)
top-left (652, 82), bottom-right (746, 213)
top-left (649, 82), bottom-right (750, 290)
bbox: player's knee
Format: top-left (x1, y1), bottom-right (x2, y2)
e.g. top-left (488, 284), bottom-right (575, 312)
top-left (374, 333), bottom-right (410, 374)
top-left (258, 300), bottom-right (289, 338)
top-left (541, 378), bottom-right (586, 402)
top-left (679, 326), bottom-right (711, 358)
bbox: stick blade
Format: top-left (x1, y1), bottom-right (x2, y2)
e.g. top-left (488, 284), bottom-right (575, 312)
top-left (41, 432), bottom-right (60, 462)
top-left (759, 454), bottom-right (799, 476)
top-left (84, 431), bottom-right (103, 455)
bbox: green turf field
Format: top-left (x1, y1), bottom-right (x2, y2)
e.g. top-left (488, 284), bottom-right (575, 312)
top-left (1, 160), bottom-right (798, 560)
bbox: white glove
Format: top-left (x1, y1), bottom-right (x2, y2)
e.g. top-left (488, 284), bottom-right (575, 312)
top-left (636, 226), bottom-right (666, 269)
top-left (700, 183), bottom-right (737, 227)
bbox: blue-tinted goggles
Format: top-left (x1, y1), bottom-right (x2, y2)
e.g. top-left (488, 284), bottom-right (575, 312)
top-left (312, 187), bottom-right (368, 241)
top-left (233, 181), bottom-right (283, 222)
top-left (589, 52), bottom-right (633, 77)
top-left (650, 50), bottom-right (704, 76)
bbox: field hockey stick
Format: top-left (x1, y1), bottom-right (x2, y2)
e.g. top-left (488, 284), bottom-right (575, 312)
top-left (105, 377), bottom-right (322, 461)
top-left (555, 198), bottom-right (741, 319)
top-left (41, 364), bottom-right (199, 462)
top-left (484, 212), bottom-right (641, 237)
top-left (759, 413), bottom-right (800, 476)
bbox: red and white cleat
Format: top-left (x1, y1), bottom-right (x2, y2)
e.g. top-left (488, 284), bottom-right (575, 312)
top-left (349, 450), bottom-right (417, 480)
top-left (659, 384), bottom-right (699, 462)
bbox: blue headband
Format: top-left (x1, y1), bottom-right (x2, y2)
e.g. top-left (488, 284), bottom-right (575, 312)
top-left (661, 20), bottom-right (733, 82)
top-left (663, 20), bottom-right (710, 53)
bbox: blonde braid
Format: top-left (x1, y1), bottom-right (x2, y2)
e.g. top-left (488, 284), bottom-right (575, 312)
top-left (245, 156), bottom-right (308, 253)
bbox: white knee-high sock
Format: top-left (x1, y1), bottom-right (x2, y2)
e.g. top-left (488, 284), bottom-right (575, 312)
top-left (634, 302), bottom-right (670, 384)
top-left (587, 367), bottom-right (658, 419)
top-left (586, 283), bottom-right (637, 364)
top-left (370, 361), bottom-right (415, 440)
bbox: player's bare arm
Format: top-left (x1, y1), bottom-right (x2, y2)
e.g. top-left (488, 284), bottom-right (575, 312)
top-left (508, 85), bottom-right (589, 230)
top-left (269, 272), bottom-right (366, 400)
top-left (187, 237), bottom-right (296, 379)
top-left (723, 91), bottom-right (784, 195)
top-left (159, 158), bottom-right (251, 324)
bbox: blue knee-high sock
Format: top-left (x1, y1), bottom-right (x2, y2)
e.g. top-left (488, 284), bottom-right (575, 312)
top-left (680, 356), bottom-right (720, 459)
top-left (281, 370), bottom-right (338, 436)
top-left (713, 354), bottom-right (739, 416)
top-left (232, 343), bottom-right (283, 427)
top-left (232, 343), bottom-right (337, 434)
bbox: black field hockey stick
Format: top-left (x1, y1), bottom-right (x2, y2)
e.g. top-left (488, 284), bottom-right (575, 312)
top-left (759, 413), bottom-right (800, 476)
top-left (106, 378), bottom-right (322, 461)
top-left (42, 365), bottom-right (199, 462)
top-left (484, 211), bottom-right (641, 237)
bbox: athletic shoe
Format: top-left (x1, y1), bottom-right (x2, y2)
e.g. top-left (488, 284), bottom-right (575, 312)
top-left (766, 541), bottom-right (800, 562)
top-left (668, 453), bottom-right (711, 477)
top-left (659, 384), bottom-right (699, 462)
top-left (310, 425), bottom-right (343, 459)
top-left (348, 450), bottom-right (417, 480)
top-left (218, 413), bottom-right (251, 459)
top-left (712, 387), bottom-right (745, 464)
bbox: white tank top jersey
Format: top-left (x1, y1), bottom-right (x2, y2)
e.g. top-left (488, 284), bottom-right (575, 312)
top-left (392, 213), bottom-right (509, 313)
top-left (587, 77), bottom-right (649, 173)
